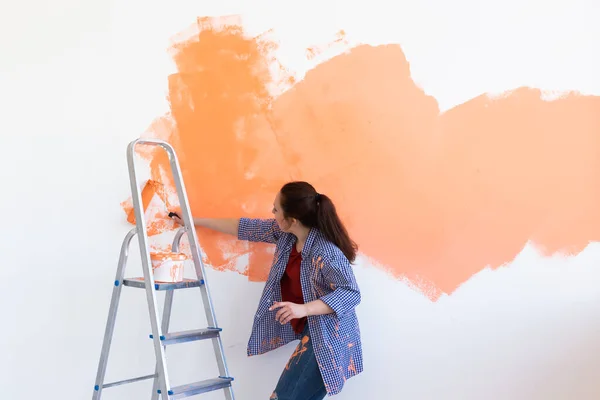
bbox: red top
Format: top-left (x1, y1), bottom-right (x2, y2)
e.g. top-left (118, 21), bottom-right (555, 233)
top-left (280, 245), bottom-right (307, 334)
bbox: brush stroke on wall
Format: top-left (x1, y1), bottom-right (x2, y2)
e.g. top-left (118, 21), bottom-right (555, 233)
top-left (122, 15), bottom-right (600, 300)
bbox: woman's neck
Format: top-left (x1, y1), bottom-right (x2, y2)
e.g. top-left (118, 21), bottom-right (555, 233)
top-left (293, 226), bottom-right (310, 253)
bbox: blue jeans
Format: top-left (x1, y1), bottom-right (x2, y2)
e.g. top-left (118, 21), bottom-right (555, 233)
top-left (270, 325), bottom-right (327, 400)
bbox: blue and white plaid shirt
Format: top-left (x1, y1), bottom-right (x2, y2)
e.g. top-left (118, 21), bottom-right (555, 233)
top-left (238, 217), bottom-right (363, 396)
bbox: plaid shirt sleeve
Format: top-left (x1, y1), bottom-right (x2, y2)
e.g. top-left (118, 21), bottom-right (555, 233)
top-left (318, 254), bottom-right (361, 319)
top-left (237, 217), bottom-right (282, 244)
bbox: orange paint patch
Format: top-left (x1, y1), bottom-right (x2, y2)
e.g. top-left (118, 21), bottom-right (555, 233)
top-left (123, 16), bottom-right (286, 280)
top-left (121, 179), bottom-right (178, 236)
top-left (125, 17), bottom-right (600, 299)
top-left (305, 30), bottom-right (348, 60)
top-left (348, 357), bottom-right (356, 375)
top-left (286, 335), bottom-right (310, 370)
top-left (123, 180), bottom-right (166, 224)
top-left (272, 45), bottom-right (600, 299)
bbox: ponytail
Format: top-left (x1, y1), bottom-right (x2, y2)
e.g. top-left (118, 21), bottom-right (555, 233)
top-left (279, 181), bottom-right (358, 263)
top-left (316, 194), bottom-right (358, 263)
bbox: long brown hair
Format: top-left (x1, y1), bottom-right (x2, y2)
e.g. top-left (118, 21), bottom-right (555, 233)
top-left (279, 181), bottom-right (358, 262)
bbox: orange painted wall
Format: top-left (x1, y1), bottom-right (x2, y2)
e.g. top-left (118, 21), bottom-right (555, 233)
top-left (123, 16), bottom-right (600, 300)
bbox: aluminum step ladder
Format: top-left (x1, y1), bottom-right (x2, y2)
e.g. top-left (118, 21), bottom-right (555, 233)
top-left (92, 138), bottom-right (235, 399)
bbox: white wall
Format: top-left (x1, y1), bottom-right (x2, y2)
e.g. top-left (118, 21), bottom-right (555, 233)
top-left (2, 0), bottom-right (600, 399)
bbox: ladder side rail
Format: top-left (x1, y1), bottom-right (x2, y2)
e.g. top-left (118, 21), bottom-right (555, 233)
top-left (154, 139), bottom-right (234, 393)
top-left (143, 139), bottom-right (220, 326)
top-left (131, 139), bottom-right (234, 399)
top-left (151, 290), bottom-right (175, 400)
top-left (128, 140), bottom-right (220, 324)
top-left (127, 140), bottom-right (172, 399)
top-left (92, 228), bottom-right (137, 399)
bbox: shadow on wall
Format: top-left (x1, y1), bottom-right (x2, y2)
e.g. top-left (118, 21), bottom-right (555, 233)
top-left (122, 15), bottom-right (600, 301)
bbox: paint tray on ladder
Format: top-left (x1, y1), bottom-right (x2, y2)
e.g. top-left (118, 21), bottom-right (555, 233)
top-left (150, 250), bottom-right (188, 283)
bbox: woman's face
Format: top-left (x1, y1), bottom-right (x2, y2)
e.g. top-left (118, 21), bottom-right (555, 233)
top-left (272, 192), bottom-right (292, 232)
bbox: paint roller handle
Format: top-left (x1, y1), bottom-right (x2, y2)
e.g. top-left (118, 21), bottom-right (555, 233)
top-left (168, 211), bottom-right (185, 226)
top-left (168, 212), bottom-right (239, 237)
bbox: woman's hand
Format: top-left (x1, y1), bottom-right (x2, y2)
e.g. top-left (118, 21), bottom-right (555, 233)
top-left (167, 208), bottom-right (184, 226)
top-left (169, 212), bottom-right (184, 226)
top-left (269, 301), bottom-right (308, 324)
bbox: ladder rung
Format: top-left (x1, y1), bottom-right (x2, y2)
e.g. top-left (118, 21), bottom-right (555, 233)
top-left (122, 277), bottom-right (204, 291)
top-left (150, 328), bottom-right (221, 345)
top-left (100, 373), bottom-right (157, 389)
top-left (160, 377), bottom-right (234, 399)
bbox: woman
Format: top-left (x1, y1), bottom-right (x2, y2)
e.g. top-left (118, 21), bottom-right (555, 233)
top-left (173, 181), bottom-right (363, 399)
